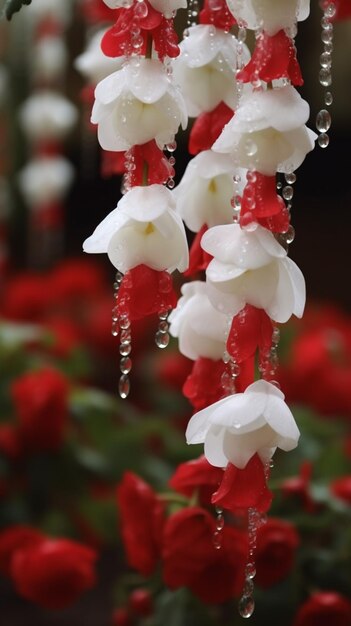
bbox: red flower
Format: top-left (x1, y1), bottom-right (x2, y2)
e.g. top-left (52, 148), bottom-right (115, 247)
top-left (129, 588), bottom-right (153, 617)
top-left (183, 225), bottom-right (213, 277)
top-left (50, 258), bottom-right (108, 305)
top-left (0, 424), bottom-right (22, 460)
top-left (11, 367), bottom-right (69, 452)
top-left (11, 538), bottom-right (97, 610)
top-left (332, 0), bottom-right (351, 21)
top-left (169, 455), bottom-right (224, 506)
top-left (162, 507), bottom-right (247, 604)
top-left (293, 591), bottom-right (351, 626)
top-left (128, 141), bottom-right (174, 187)
top-left (330, 475), bottom-right (351, 505)
top-left (212, 455), bottom-right (272, 514)
top-left (239, 172), bottom-right (290, 233)
top-left (281, 461), bottom-right (316, 513)
top-left (117, 472), bottom-right (165, 576)
top-left (189, 102), bottom-right (234, 155)
top-left (155, 352), bottom-right (193, 391)
top-left (238, 30), bottom-right (303, 86)
top-left (0, 525), bottom-right (44, 577)
top-left (116, 265), bottom-right (178, 321)
top-left (80, 0), bottom-right (115, 23)
top-left (183, 358), bottom-right (227, 411)
top-left (1, 273), bottom-right (50, 322)
top-left (199, 0), bottom-right (236, 30)
top-left (255, 518), bottom-right (299, 588)
top-left (226, 305), bottom-right (273, 364)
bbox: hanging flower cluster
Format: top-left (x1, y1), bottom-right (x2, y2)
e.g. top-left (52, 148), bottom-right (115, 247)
top-left (82, 0), bottom-right (316, 616)
top-left (83, 0), bottom-right (189, 398)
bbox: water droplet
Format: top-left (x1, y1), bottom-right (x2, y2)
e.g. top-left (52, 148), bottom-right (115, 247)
top-left (120, 357), bottom-right (132, 374)
top-left (324, 41), bottom-right (333, 54)
top-left (242, 579), bottom-right (254, 596)
top-left (166, 140), bottom-right (177, 152)
top-left (167, 178), bottom-right (175, 189)
top-left (325, 91), bottom-right (333, 106)
top-left (245, 139), bottom-right (257, 156)
top-left (245, 562), bottom-right (256, 579)
top-left (319, 68), bottom-right (332, 87)
top-left (325, 2), bottom-right (336, 18)
top-left (238, 594), bottom-right (255, 618)
top-left (321, 29), bottom-right (333, 44)
top-left (119, 315), bottom-right (130, 330)
top-left (120, 342), bottom-right (132, 356)
top-left (316, 109), bottom-right (331, 132)
top-left (213, 531), bottom-right (222, 550)
top-left (282, 185), bottom-right (294, 201)
top-left (120, 329), bottom-right (131, 344)
top-left (134, 0), bottom-right (148, 18)
top-left (118, 374), bottom-right (130, 399)
top-left (285, 172), bottom-right (296, 185)
top-left (318, 132), bottom-right (330, 148)
top-left (320, 51), bottom-right (332, 68)
top-left (155, 331), bottom-right (170, 349)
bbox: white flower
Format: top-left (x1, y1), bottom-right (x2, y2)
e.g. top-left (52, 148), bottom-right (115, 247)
top-left (102, 0), bottom-right (186, 18)
top-left (169, 281), bottom-right (229, 360)
top-left (213, 86), bottom-right (316, 176)
top-left (202, 223), bottom-right (305, 324)
top-left (18, 157), bottom-right (74, 208)
top-left (74, 29), bottom-right (124, 85)
top-left (226, 0), bottom-right (310, 36)
top-left (172, 24), bottom-right (249, 116)
top-left (83, 184), bottom-right (189, 274)
top-left (19, 91), bottom-right (77, 142)
top-left (174, 150), bottom-right (246, 232)
top-left (33, 36), bottom-right (68, 82)
top-left (91, 58), bottom-right (187, 151)
top-left (186, 379), bottom-right (300, 468)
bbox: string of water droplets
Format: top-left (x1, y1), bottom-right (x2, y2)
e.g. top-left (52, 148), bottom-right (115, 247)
top-left (317, 1), bottom-right (335, 148)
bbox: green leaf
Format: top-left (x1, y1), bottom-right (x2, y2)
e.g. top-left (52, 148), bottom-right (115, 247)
top-left (2, 0), bottom-right (32, 20)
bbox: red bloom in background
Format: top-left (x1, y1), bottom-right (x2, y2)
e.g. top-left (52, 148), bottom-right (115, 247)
top-left (281, 461), bottom-right (316, 513)
top-left (50, 258), bottom-right (108, 308)
top-left (330, 475), bottom-right (351, 505)
top-left (11, 538), bottom-right (97, 610)
top-left (1, 273), bottom-right (50, 322)
top-left (332, 0), bottom-right (351, 21)
top-left (155, 351), bottom-right (193, 391)
top-left (162, 507), bottom-right (246, 604)
top-left (212, 455), bottom-right (272, 515)
top-left (11, 367), bottom-right (69, 452)
top-left (278, 307), bottom-right (351, 418)
top-left (0, 525), bottom-right (44, 576)
top-left (255, 518), bottom-right (299, 588)
top-left (117, 472), bottom-right (165, 576)
top-left (0, 424), bottom-right (22, 460)
top-left (293, 591), bottom-right (351, 626)
top-left (169, 455), bottom-right (223, 506)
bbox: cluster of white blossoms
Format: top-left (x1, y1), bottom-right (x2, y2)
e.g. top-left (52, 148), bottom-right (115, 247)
top-left (83, 0), bottom-right (315, 472)
top-left (169, 0), bottom-right (314, 472)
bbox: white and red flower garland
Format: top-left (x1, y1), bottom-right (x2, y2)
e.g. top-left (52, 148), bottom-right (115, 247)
top-left (83, 0), bottom-right (318, 615)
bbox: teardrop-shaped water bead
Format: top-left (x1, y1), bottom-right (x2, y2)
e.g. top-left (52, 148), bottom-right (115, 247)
top-left (318, 133), bottom-right (330, 148)
top-left (319, 68), bottom-right (332, 87)
top-left (120, 357), bottom-right (132, 374)
top-left (155, 331), bottom-right (170, 349)
top-left (316, 109), bottom-right (331, 132)
top-left (118, 374), bottom-right (130, 399)
top-left (238, 594), bottom-right (255, 619)
top-left (325, 91), bottom-right (333, 106)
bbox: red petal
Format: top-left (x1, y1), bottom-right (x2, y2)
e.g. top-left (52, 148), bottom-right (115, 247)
top-left (238, 30), bottom-right (303, 86)
top-left (183, 225), bottom-right (213, 277)
top-left (116, 265), bottom-right (178, 321)
top-left (226, 305), bottom-right (273, 362)
top-left (212, 455), bottom-right (273, 514)
top-left (189, 102), bottom-right (234, 155)
top-left (199, 0), bottom-right (236, 30)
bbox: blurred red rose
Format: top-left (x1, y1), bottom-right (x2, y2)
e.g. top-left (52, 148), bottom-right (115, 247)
top-left (129, 588), bottom-right (153, 617)
top-left (169, 455), bottom-right (223, 506)
top-left (162, 507), bottom-right (247, 604)
top-left (293, 591), bottom-right (351, 626)
top-left (281, 461), bottom-right (317, 513)
top-left (11, 367), bottom-right (69, 452)
top-left (0, 423), bottom-right (22, 460)
top-left (11, 538), bottom-right (97, 610)
top-left (330, 476), bottom-right (351, 505)
top-left (333, 0), bottom-right (351, 21)
top-left (1, 273), bottom-right (50, 322)
top-left (155, 352), bottom-right (193, 391)
top-left (44, 318), bottom-right (83, 358)
top-left (117, 472), bottom-right (165, 576)
top-left (0, 525), bottom-right (44, 576)
top-left (50, 258), bottom-right (108, 307)
top-left (255, 518), bottom-right (299, 587)
top-left (278, 306), bottom-right (351, 418)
